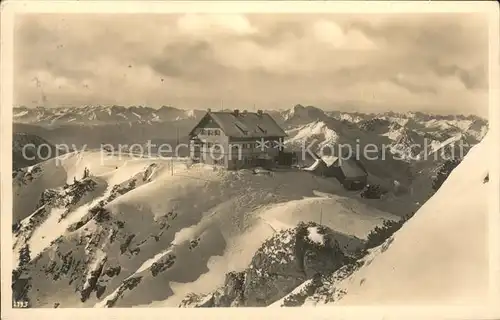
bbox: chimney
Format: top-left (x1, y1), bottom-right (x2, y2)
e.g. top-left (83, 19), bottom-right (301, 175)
top-left (233, 109), bottom-right (240, 116)
top-left (257, 109), bottom-right (263, 116)
top-left (207, 108), bottom-right (211, 113)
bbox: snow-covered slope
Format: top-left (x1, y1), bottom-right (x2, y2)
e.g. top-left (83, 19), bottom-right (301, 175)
top-left (274, 132), bottom-right (494, 306)
top-left (333, 133), bottom-right (492, 305)
top-left (12, 152), bottom-right (398, 308)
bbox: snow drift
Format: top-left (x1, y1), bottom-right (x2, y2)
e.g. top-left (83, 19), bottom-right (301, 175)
top-left (334, 132), bottom-right (492, 305)
top-left (274, 132), bottom-right (494, 306)
top-left (12, 151), bottom-right (397, 308)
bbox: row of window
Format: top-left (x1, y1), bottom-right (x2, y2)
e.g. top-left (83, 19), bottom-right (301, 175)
top-left (238, 143), bottom-right (256, 149)
top-left (214, 157), bottom-right (253, 166)
top-left (201, 143), bottom-right (259, 149)
top-left (199, 128), bottom-right (221, 136)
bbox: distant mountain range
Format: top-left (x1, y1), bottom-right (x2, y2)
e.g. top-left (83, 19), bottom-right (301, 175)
top-left (13, 105), bottom-right (205, 126)
top-left (13, 104), bottom-right (486, 128)
top-left (12, 104), bottom-right (488, 186)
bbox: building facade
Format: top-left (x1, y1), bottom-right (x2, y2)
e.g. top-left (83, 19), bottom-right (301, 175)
top-left (188, 109), bottom-right (288, 169)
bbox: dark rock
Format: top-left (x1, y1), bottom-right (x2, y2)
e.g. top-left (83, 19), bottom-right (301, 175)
top-left (180, 221), bottom-right (349, 308)
top-left (103, 276), bottom-right (142, 308)
top-left (120, 235), bottom-right (135, 254)
top-left (104, 266), bottom-right (121, 277)
top-left (360, 184), bottom-right (385, 199)
top-left (222, 271), bottom-right (245, 304)
top-left (96, 285), bottom-right (106, 299)
top-left (188, 238), bottom-right (200, 250)
top-left (150, 254), bottom-right (176, 277)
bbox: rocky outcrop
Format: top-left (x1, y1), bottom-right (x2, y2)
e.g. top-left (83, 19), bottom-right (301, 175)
top-left (277, 260), bottom-right (363, 306)
top-left (107, 163), bottom-right (158, 203)
top-left (13, 176), bottom-right (101, 247)
top-left (179, 221), bottom-right (353, 308)
top-left (12, 165), bottom-right (43, 185)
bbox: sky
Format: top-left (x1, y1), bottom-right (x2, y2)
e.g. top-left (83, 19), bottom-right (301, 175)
top-left (13, 13), bottom-right (490, 116)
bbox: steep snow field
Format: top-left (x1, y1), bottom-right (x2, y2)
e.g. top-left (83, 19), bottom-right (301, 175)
top-left (274, 133), bottom-right (496, 307)
top-left (12, 151), bottom-right (398, 308)
top-left (331, 133), bottom-right (493, 305)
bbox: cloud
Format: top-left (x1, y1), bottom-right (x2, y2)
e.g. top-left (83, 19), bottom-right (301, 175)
top-left (176, 14), bottom-right (258, 36)
top-left (312, 20), bottom-right (377, 50)
top-left (389, 74), bottom-right (438, 95)
top-left (12, 13), bottom-right (489, 117)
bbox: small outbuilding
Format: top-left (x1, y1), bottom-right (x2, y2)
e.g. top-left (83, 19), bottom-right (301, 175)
top-left (304, 152), bottom-right (368, 190)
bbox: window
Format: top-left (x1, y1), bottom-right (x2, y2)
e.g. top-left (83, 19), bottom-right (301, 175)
top-left (200, 129), bottom-right (206, 135)
top-left (207, 130), bottom-right (212, 136)
top-left (214, 130), bottom-right (220, 136)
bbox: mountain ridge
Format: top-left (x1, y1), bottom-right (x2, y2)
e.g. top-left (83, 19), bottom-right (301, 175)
top-left (13, 105), bottom-right (488, 127)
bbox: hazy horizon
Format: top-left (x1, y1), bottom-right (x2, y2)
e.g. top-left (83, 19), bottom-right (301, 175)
top-left (11, 103), bottom-right (489, 120)
top-left (14, 13), bottom-right (490, 117)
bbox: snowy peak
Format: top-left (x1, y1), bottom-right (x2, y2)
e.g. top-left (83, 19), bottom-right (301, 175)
top-left (12, 106), bottom-right (205, 126)
top-left (282, 105), bottom-right (330, 126)
top-left (286, 121), bottom-right (340, 149)
top-left (385, 127), bottom-right (426, 162)
top-left (391, 127), bottom-right (421, 146)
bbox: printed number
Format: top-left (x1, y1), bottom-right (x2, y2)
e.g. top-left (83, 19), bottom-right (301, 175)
top-left (13, 300), bottom-right (29, 308)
